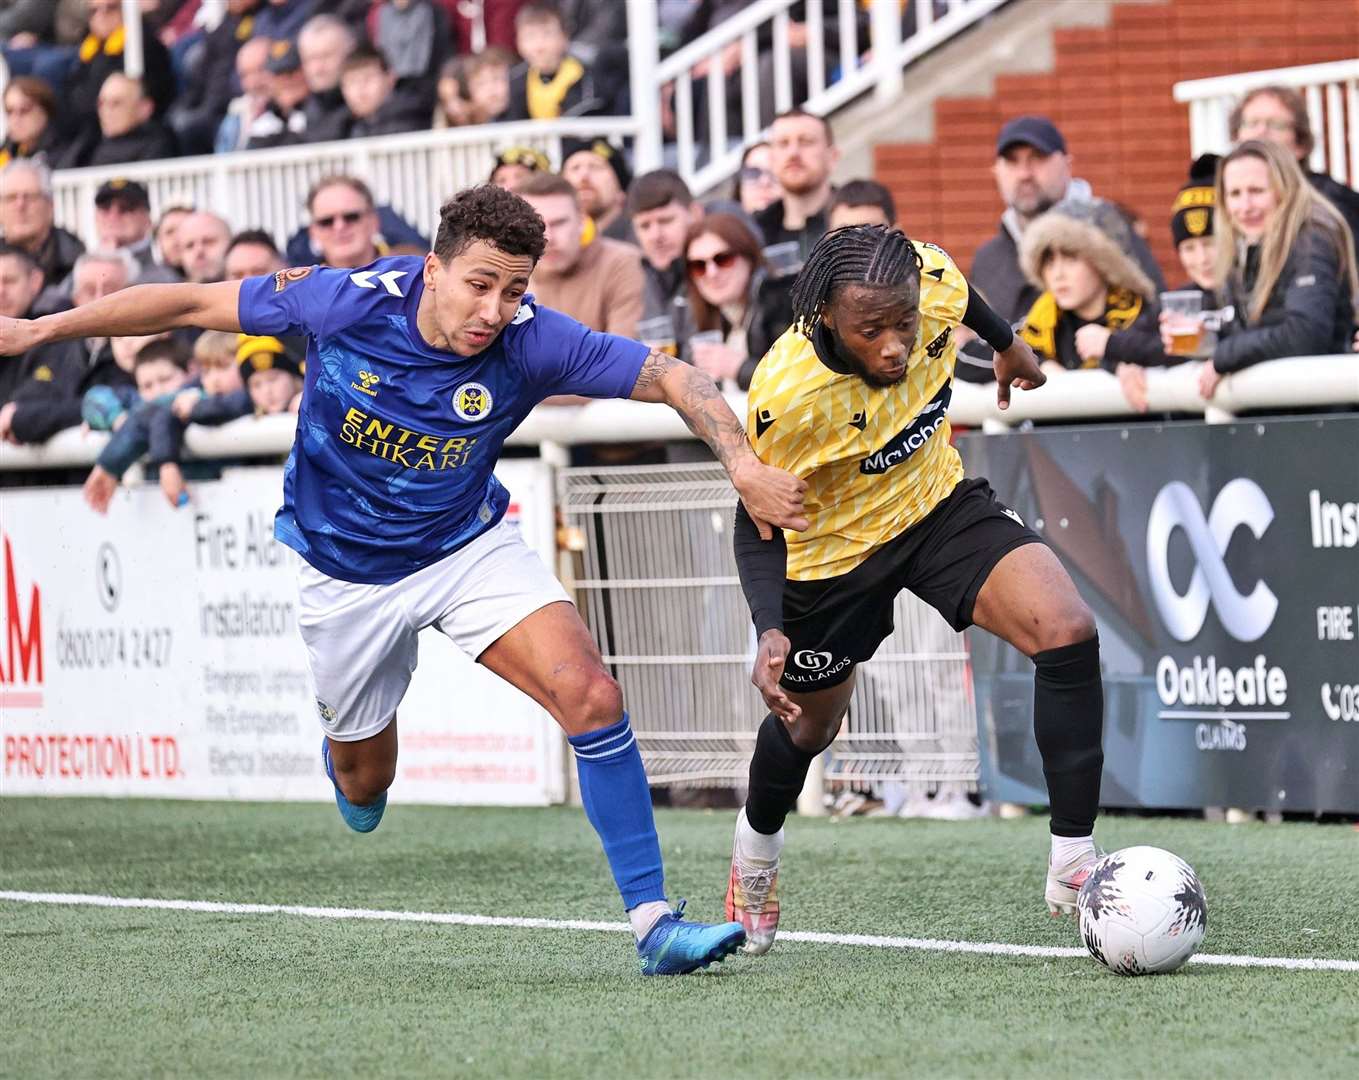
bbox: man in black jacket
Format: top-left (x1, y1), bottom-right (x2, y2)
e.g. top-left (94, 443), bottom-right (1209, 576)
top-left (0, 250), bottom-right (135, 445)
top-left (0, 244), bottom-right (47, 404)
top-left (85, 73), bottom-right (179, 168)
top-left (971, 116), bottom-right (1164, 324)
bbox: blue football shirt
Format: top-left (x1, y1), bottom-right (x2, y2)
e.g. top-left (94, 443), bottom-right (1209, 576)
top-left (237, 256), bottom-right (648, 584)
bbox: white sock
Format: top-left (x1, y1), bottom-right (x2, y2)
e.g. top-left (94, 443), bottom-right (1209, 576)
top-left (1050, 832), bottom-right (1095, 865)
top-left (628, 900), bottom-right (671, 941)
top-left (736, 807), bottom-right (784, 865)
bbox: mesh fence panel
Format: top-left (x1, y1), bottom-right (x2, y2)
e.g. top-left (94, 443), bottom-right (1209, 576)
top-left (559, 462), bottom-right (979, 791)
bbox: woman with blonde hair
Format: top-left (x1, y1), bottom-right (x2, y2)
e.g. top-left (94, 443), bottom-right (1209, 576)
top-left (1185, 138), bottom-right (1357, 398)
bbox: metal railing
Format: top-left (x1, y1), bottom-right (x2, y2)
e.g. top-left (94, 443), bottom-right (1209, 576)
top-left (633, 0), bottom-right (1009, 193)
top-left (3, 355), bottom-right (1356, 473)
top-left (49, 118), bottom-right (640, 249)
top-left (556, 463), bottom-right (975, 790)
top-left (1174, 59), bottom-right (1359, 186)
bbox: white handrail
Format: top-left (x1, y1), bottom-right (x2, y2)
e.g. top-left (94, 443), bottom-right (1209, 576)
top-left (1174, 60), bottom-right (1359, 180)
top-left (3, 356), bottom-right (1354, 472)
top-left (49, 118), bottom-right (640, 248)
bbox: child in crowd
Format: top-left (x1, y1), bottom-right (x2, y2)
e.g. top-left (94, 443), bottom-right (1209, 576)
top-left (339, 46), bottom-right (427, 139)
top-left (81, 332), bottom-right (170, 433)
top-left (434, 50), bottom-right (513, 128)
top-left (239, 334), bottom-right (305, 416)
top-left (83, 338), bottom-right (194, 513)
top-left (1012, 197), bottom-right (1173, 412)
top-left (508, 3), bottom-right (607, 120)
top-left (1169, 155), bottom-right (1220, 301)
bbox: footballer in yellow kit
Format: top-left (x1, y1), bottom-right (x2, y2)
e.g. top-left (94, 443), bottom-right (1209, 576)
top-left (726, 224), bottom-right (1109, 954)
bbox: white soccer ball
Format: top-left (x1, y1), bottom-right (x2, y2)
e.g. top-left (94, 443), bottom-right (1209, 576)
top-left (1076, 846), bottom-right (1207, 975)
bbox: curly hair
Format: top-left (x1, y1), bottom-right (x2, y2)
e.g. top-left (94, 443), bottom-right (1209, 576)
top-left (789, 224), bottom-right (923, 335)
top-left (433, 184), bottom-right (547, 263)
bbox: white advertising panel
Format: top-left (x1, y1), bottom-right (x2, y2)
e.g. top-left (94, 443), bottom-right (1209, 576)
top-left (1, 462), bottom-right (563, 805)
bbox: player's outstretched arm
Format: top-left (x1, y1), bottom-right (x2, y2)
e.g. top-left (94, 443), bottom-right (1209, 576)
top-left (0, 281), bottom-right (244, 357)
top-left (630, 349), bottom-right (809, 537)
top-left (993, 337), bottom-right (1046, 410)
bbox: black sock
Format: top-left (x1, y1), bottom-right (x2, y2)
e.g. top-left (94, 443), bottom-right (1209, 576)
top-left (745, 713), bottom-right (818, 835)
top-left (1032, 635), bottom-right (1104, 837)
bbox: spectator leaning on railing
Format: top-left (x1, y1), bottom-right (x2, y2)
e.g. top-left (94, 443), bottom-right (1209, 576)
top-left (1230, 84), bottom-right (1359, 263)
top-left (0, 76), bottom-right (63, 169)
top-left (683, 212), bottom-right (768, 392)
top-left (629, 170), bottom-right (703, 358)
top-left (1181, 139), bottom-right (1359, 401)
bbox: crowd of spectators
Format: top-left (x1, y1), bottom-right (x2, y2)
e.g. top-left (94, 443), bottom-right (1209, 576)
top-left (0, 0), bottom-right (1355, 500)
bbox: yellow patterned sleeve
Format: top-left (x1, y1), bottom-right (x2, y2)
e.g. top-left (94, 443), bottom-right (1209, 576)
top-left (913, 241), bottom-right (969, 329)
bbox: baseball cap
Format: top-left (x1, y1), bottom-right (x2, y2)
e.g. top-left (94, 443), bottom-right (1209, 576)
top-left (266, 40), bottom-right (301, 75)
top-left (94, 178), bottom-right (150, 210)
top-left (560, 137), bottom-right (632, 192)
top-left (996, 116), bottom-right (1067, 157)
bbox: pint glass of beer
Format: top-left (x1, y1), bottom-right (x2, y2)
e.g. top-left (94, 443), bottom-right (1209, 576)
top-left (1160, 291), bottom-right (1204, 356)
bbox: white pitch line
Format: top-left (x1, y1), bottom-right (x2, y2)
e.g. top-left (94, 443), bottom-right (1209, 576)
top-left (2, 891), bottom-right (1356, 973)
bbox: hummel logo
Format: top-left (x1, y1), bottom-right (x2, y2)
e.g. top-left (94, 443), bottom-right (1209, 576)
top-left (755, 409), bottom-right (776, 438)
top-left (349, 268), bottom-right (408, 296)
top-left (351, 370), bottom-right (380, 397)
top-left (849, 411), bottom-right (866, 431)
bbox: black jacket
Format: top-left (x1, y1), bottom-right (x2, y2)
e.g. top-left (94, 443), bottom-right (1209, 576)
top-left (86, 119), bottom-right (179, 167)
top-left (1214, 223), bottom-right (1357, 373)
top-left (302, 89), bottom-right (350, 145)
top-left (970, 211), bottom-right (1167, 324)
top-left (343, 94), bottom-right (429, 140)
top-left (31, 226), bottom-right (85, 290)
top-left (63, 30), bottom-right (175, 148)
top-left (8, 339), bottom-right (134, 445)
top-left (1307, 170), bottom-right (1359, 264)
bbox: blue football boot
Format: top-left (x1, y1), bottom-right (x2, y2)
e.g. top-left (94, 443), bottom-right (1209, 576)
top-left (636, 900), bottom-right (746, 975)
top-left (321, 738), bottom-right (386, 833)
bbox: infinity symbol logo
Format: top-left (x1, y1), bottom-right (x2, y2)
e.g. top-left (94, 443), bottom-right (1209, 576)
top-left (793, 650), bottom-right (833, 671)
top-left (1146, 479), bottom-right (1277, 642)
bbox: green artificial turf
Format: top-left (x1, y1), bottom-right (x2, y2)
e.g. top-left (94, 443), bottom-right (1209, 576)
top-left (2, 798), bottom-right (1356, 1079)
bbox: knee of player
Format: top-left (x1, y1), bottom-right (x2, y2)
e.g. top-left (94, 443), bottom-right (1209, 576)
top-left (1036, 602), bottom-right (1098, 654)
top-left (331, 754), bottom-right (395, 803)
top-left (788, 713), bottom-right (840, 754)
top-left (559, 669), bottom-right (625, 735)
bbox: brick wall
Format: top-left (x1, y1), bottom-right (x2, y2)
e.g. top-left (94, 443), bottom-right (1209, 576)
top-left (874, 0), bottom-right (1359, 283)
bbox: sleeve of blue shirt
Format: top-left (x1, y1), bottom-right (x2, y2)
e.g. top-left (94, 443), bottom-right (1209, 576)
top-left (530, 305), bottom-right (649, 399)
top-left (236, 265), bottom-right (350, 339)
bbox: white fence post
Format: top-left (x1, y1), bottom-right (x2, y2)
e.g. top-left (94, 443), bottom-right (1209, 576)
top-left (120, 0), bottom-right (144, 79)
top-left (871, 0), bottom-right (904, 104)
top-left (627, 0), bottom-right (663, 176)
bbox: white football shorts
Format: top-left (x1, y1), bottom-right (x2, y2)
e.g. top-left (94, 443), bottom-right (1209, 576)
top-left (296, 518), bottom-right (570, 741)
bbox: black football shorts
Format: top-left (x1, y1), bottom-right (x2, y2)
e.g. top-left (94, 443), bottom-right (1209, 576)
top-left (779, 478), bottom-right (1043, 691)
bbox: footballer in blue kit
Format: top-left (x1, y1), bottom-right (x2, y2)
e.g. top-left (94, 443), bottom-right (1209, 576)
top-left (1, 184), bottom-right (809, 975)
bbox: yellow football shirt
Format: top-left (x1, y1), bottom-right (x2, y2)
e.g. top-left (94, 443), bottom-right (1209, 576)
top-left (747, 241), bottom-right (968, 581)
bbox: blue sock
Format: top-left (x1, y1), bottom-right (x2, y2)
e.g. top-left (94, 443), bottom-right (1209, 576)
top-left (568, 713), bottom-right (667, 910)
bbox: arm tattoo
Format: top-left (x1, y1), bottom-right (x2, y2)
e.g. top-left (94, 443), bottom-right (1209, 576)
top-left (670, 361), bottom-right (750, 472)
top-left (632, 349), bottom-right (679, 392)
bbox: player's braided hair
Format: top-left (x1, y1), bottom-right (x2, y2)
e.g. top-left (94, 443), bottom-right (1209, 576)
top-left (789, 225), bottom-right (924, 335)
top-left (434, 184), bottom-right (547, 263)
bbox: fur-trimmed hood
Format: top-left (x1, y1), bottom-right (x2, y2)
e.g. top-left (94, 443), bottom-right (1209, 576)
top-left (1020, 198), bottom-right (1157, 302)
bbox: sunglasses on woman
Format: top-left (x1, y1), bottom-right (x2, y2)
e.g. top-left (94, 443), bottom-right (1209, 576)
top-left (686, 250), bottom-right (740, 277)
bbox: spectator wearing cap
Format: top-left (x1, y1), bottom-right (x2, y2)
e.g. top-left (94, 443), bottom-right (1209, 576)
top-left (225, 230), bottom-right (285, 281)
top-left (63, 0), bottom-right (176, 161)
top-left (246, 40), bottom-right (312, 149)
top-left (1230, 85), bottom-right (1359, 263)
top-left (89, 180), bottom-right (179, 284)
top-left (337, 45), bottom-right (427, 139)
top-left (0, 160), bottom-right (84, 291)
top-left (297, 14), bottom-right (356, 144)
top-left (0, 249), bottom-right (138, 446)
top-left (972, 115), bottom-right (1164, 324)
top-left (214, 35), bottom-right (275, 154)
top-left (628, 170), bottom-right (703, 352)
top-left (238, 334), bottom-right (304, 415)
top-left (254, 0), bottom-right (318, 43)
top-left (518, 172), bottom-right (644, 339)
top-left (561, 138), bottom-right (634, 243)
top-left (79, 73), bottom-right (179, 168)
top-left (488, 147), bottom-right (551, 193)
top-left (507, 3), bottom-right (613, 121)
top-left (167, 0), bottom-right (263, 156)
top-left (435, 49), bottom-right (513, 129)
top-left (0, 77), bottom-right (65, 170)
top-left (0, 244), bottom-right (48, 404)
top-left (827, 180), bottom-right (896, 230)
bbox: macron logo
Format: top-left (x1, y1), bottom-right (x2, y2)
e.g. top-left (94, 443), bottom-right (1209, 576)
top-left (349, 269), bottom-right (408, 296)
